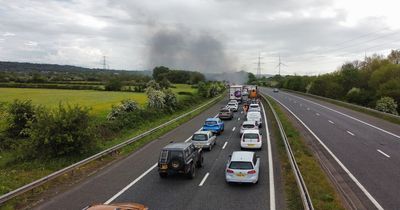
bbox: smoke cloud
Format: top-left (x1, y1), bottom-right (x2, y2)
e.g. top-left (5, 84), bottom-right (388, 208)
top-left (147, 27), bottom-right (235, 73)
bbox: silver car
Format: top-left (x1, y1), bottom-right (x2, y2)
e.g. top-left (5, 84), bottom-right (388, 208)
top-left (225, 151), bottom-right (260, 184)
top-left (191, 131), bottom-right (217, 151)
top-left (248, 103), bottom-right (261, 112)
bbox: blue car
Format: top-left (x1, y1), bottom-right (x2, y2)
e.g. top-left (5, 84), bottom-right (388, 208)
top-left (202, 118), bottom-right (224, 135)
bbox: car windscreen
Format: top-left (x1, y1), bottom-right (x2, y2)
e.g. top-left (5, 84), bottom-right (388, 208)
top-left (229, 161), bottom-right (253, 170)
top-left (220, 109), bottom-right (230, 113)
top-left (228, 103), bottom-right (236, 106)
top-left (243, 133), bottom-right (259, 139)
top-left (250, 104), bottom-right (259, 108)
top-left (247, 113), bottom-right (260, 118)
top-left (192, 134), bottom-right (207, 141)
top-left (243, 124), bottom-right (255, 128)
top-left (205, 121), bottom-right (217, 125)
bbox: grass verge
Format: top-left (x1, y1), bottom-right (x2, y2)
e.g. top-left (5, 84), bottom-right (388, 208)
top-left (0, 94), bottom-right (223, 210)
top-left (264, 95), bottom-right (345, 210)
top-left (284, 89), bottom-right (400, 125)
top-left (261, 99), bottom-right (303, 210)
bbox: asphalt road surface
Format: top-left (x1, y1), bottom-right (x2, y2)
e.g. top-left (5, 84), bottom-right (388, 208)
top-left (262, 87), bottom-right (400, 210)
top-left (35, 97), bottom-right (282, 210)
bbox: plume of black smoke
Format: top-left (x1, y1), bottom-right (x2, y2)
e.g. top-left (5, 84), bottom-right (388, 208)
top-left (147, 28), bottom-right (235, 73)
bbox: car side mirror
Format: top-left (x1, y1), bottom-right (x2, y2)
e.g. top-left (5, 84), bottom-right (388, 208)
top-left (256, 155), bottom-right (260, 159)
top-left (228, 155), bottom-right (231, 158)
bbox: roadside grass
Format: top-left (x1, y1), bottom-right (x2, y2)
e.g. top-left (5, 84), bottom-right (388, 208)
top-left (265, 95), bottom-right (345, 210)
top-left (0, 94), bottom-right (222, 210)
top-left (284, 89), bottom-right (400, 125)
top-left (261, 99), bottom-right (303, 210)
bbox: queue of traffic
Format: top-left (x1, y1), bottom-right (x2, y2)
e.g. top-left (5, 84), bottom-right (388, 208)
top-left (157, 94), bottom-right (265, 185)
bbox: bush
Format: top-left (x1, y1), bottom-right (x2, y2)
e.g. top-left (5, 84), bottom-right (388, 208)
top-left (375, 97), bottom-right (398, 115)
top-left (6, 100), bottom-right (36, 138)
top-left (163, 89), bottom-right (178, 111)
top-left (146, 80), bottom-right (161, 90)
top-left (147, 87), bottom-right (166, 109)
top-left (28, 104), bottom-right (96, 158)
top-left (107, 99), bottom-right (139, 120)
top-left (105, 79), bottom-right (122, 91)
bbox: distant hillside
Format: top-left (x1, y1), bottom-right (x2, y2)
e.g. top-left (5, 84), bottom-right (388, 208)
top-left (0, 61), bottom-right (152, 76)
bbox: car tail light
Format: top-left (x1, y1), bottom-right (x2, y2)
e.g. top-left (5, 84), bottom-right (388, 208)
top-left (248, 170), bottom-right (256, 174)
top-left (226, 169), bottom-right (234, 173)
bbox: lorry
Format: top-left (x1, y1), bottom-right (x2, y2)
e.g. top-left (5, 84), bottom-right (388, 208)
top-left (229, 85), bottom-right (243, 103)
top-left (248, 85), bottom-right (258, 99)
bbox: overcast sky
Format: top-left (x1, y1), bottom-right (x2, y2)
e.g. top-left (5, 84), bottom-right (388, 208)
top-left (0, 0), bottom-right (399, 75)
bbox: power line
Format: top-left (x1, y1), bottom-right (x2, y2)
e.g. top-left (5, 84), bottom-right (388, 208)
top-left (276, 54), bottom-right (287, 75)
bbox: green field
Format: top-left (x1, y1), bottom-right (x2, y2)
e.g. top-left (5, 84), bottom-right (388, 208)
top-left (0, 84), bottom-right (196, 118)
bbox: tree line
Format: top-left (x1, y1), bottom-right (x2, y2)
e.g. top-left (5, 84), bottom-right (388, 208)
top-left (250, 50), bottom-right (400, 115)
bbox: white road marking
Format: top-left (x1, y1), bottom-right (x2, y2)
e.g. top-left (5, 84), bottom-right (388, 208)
top-left (260, 102), bottom-right (276, 210)
top-left (222, 141), bottom-right (228, 149)
top-left (347, 131), bottom-right (355, 136)
top-left (307, 107), bottom-right (310, 111)
top-left (241, 111), bottom-right (243, 114)
top-left (106, 112), bottom-right (220, 203)
top-left (328, 120), bottom-right (335, 124)
top-left (232, 127), bottom-right (236, 131)
top-left (377, 149), bottom-right (390, 158)
top-left (238, 117), bottom-right (240, 121)
top-left (105, 163), bottom-right (157, 204)
top-left (284, 92), bottom-right (400, 140)
top-left (268, 95), bottom-right (384, 210)
top-left (316, 113), bottom-right (320, 116)
top-left (198, 172), bottom-right (210, 187)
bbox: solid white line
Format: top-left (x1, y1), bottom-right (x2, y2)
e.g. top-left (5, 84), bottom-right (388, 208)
top-left (222, 141), bottom-right (228, 149)
top-left (104, 163), bottom-right (157, 204)
top-left (377, 149), bottom-right (390, 158)
top-left (328, 120), bottom-right (335, 124)
top-left (260, 102), bottom-right (276, 210)
top-left (284, 92), bottom-right (400, 140)
top-left (198, 172), bottom-right (210, 187)
top-left (269, 95), bottom-right (384, 210)
top-left (316, 113), bottom-right (320, 116)
top-left (232, 127), bottom-right (236, 131)
top-left (347, 131), bottom-right (355, 136)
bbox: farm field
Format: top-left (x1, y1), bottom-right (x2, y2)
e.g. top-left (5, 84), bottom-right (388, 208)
top-left (0, 84), bottom-right (197, 118)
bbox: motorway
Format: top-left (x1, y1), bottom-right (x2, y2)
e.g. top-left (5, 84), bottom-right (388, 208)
top-left (35, 98), bottom-right (284, 210)
top-left (261, 87), bottom-right (400, 210)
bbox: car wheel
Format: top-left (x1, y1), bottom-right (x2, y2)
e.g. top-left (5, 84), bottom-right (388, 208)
top-left (196, 156), bottom-right (204, 168)
top-left (159, 172), bottom-right (168, 178)
top-left (188, 165), bottom-right (196, 179)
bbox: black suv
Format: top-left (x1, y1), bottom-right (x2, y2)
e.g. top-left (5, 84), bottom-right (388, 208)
top-left (158, 142), bottom-right (204, 179)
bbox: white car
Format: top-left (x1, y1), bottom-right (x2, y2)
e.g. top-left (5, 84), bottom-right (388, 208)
top-left (226, 102), bottom-right (238, 112)
top-left (246, 111), bottom-right (262, 128)
top-left (191, 131), bottom-right (216, 151)
top-left (240, 121), bottom-right (258, 136)
top-left (248, 103), bottom-right (261, 112)
top-left (225, 151), bottom-right (260, 184)
top-left (241, 130), bottom-right (262, 149)
top-left (229, 100), bottom-right (239, 105)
